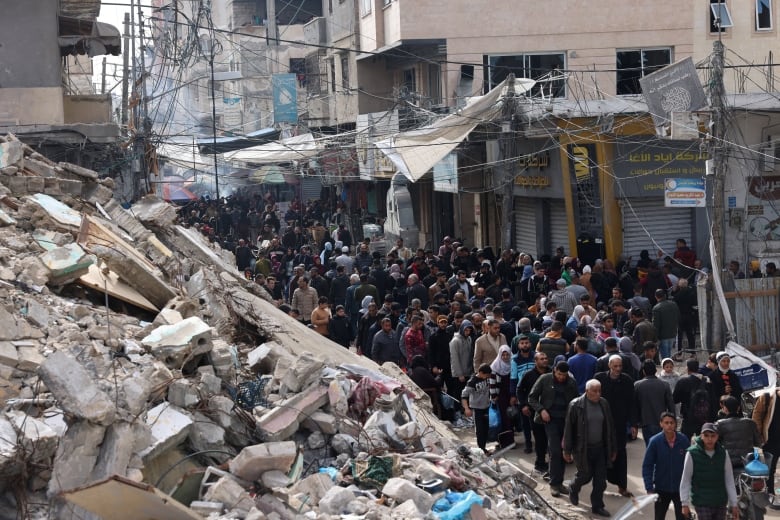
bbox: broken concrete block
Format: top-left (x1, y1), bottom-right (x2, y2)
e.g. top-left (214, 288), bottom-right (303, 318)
top-left (228, 441), bottom-right (297, 482)
top-left (199, 372), bottom-right (221, 396)
top-left (209, 340), bottom-right (236, 379)
top-left (255, 384), bottom-right (329, 442)
top-left (0, 341), bottom-right (17, 367)
top-left (319, 486), bottom-right (356, 515)
top-left (167, 378), bottom-right (200, 408)
top-left (39, 243), bottom-right (93, 285)
top-left (59, 161), bottom-right (98, 180)
top-left (331, 434), bottom-right (358, 456)
top-left (38, 351), bottom-right (116, 425)
top-left (247, 343), bottom-right (271, 369)
top-left (24, 299), bottom-right (49, 327)
top-left (138, 403), bottom-right (193, 461)
top-left (0, 415), bottom-right (19, 476)
top-left (0, 141), bottom-right (23, 168)
top-left (154, 307), bottom-right (182, 327)
top-left (391, 499), bottom-right (426, 519)
top-left (91, 422), bottom-right (134, 480)
top-left (307, 431), bottom-right (326, 449)
top-left (382, 478), bottom-right (435, 513)
top-left (58, 178), bottom-right (82, 196)
top-left (302, 410), bottom-right (337, 435)
top-left (23, 157), bottom-right (57, 178)
top-left (16, 346), bottom-right (43, 371)
top-left (0, 208), bottom-right (15, 226)
top-left (27, 193), bottom-right (82, 232)
top-left (188, 412), bottom-right (228, 461)
top-left (130, 195), bottom-right (178, 228)
top-left (121, 378), bottom-right (149, 416)
top-left (290, 472), bottom-right (334, 506)
top-left (48, 421), bottom-right (105, 496)
top-left (203, 476), bottom-right (254, 513)
top-left (6, 410), bottom-right (58, 464)
top-left (260, 470), bottom-right (291, 489)
top-left (189, 501), bottom-right (223, 516)
top-left (280, 352), bottom-right (324, 393)
top-left (141, 316), bottom-right (212, 369)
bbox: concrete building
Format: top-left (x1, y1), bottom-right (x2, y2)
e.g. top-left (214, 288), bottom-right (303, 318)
top-left (0, 0), bottom-right (121, 171)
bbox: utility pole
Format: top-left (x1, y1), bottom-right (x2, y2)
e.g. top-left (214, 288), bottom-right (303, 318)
top-left (709, 33), bottom-right (731, 345)
top-left (210, 51), bottom-right (220, 202)
top-left (121, 12), bottom-right (130, 125)
top-left (101, 58), bottom-right (107, 94)
top-left (267, 0), bottom-right (278, 45)
top-left (499, 75), bottom-right (517, 251)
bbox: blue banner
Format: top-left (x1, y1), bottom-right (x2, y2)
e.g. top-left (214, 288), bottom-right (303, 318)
top-left (272, 74), bottom-right (298, 123)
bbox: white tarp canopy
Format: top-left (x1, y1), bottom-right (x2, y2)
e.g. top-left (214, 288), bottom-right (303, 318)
top-left (374, 77), bottom-right (536, 182)
top-left (224, 133), bottom-right (320, 164)
top-left (156, 141), bottom-right (210, 168)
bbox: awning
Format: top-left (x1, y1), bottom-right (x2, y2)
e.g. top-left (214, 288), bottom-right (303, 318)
top-left (224, 133), bottom-right (320, 164)
top-left (197, 127), bottom-right (280, 155)
top-left (156, 141), bottom-right (211, 168)
top-left (374, 77), bottom-right (536, 182)
top-left (59, 16), bottom-right (121, 57)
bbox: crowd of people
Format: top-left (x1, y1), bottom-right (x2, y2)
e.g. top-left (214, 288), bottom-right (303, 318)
top-left (177, 194), bottom-right (780, 519)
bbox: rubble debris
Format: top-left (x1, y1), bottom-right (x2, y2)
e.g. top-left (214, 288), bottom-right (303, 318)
top-left (0, 139), bottom-right (551, 520)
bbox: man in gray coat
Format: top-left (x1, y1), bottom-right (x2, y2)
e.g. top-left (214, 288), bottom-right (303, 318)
top-left (634, 360), bottom-right (675, 445)
top-left (563, 379), bottom-right (616, 518)
top-left (652, 288), bottom-right (680, 360)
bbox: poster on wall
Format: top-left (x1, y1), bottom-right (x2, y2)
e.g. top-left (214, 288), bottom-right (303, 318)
top-left (746, 175), bottom-right (780, 241)
top-left (664, 178), bottom-right (706, 207)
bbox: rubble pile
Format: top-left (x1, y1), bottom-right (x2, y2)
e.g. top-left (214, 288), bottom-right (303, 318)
top-left (0, 135), bottom-right (552, 520)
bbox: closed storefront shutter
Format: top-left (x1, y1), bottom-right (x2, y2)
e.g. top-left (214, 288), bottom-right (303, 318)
top-left (621, 198), bottom-right (693, 262)
top-left (301, 177), bottom-right (322, 203)
top-left (514, 197), bottom-right (538, 259)
top-left (548, 200), bottom-right (570, 256)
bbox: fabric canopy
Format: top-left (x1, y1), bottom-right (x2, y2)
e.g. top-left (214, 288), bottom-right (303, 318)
top-left (224, 133), bottom-right (320, 164)
top-left (374, 78), bottom-right (536, 182)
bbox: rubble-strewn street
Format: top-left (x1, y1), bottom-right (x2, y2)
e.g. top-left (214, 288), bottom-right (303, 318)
top-left (0, 134), bottom-right (565, 519)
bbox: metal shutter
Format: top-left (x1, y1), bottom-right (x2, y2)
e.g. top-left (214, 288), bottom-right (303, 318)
top-left (514, 197), bottom-right (538, 258)
top-left (548, 200), bottom-right (570, 257)
top-left (301, 177), bottom-right (322, 203)
top-left (621, 198), bottom-right (693, 262)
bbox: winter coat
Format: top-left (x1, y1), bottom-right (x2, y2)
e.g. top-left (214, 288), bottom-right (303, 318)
top-left (715, 414), bottom-right (762, 467)
top-left (563, 395), bottom-right (616, 475)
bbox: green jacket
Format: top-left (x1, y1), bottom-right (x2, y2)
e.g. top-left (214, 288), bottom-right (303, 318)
top-left (688, 436), bottom-right (728, 508)
top-left (527, 372), bottom-right (579, 424)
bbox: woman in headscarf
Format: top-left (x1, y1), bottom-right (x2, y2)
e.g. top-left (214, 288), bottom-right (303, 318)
top-left (566, 305), bottom-right (586, 333)
top-left (490, 345), bottom-right (515, 448)
top-left (320, 241), bottom-right (333, 265)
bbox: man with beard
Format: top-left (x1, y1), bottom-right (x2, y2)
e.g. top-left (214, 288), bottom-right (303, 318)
top-left (449, 319), bottom-right (475, 402)
top-left (428, 315), bottom-right (454, 398)
top-left (517, 352), bottom-right (551, 472)
top-left (510, 334), bottom-right (536, 454)
top-left (528, 361), bottom-right (579, 496)
top-left (473, 319), bottom-right (507, 373)
top-left (595, 355), bottom-right (637, 498)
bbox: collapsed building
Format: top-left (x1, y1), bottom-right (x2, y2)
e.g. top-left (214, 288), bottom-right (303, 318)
top-left (0, 134), bottom-right (556, 520)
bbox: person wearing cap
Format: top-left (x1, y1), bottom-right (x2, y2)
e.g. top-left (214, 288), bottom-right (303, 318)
top-left (334, 245), bottom-right (354, 274)
top-left (548, 278), bottom-right (578, 316)
top-left (642, 412), bottom-right (689, 520)
top-left (528, 360), bottom-right (579, 497)
top-left (710, 351), bottom-right (743, 402)
top-left (634, 360), bottom-right (675, 446)
top-left (652, 289), bottom-right (680, 360)
top-left (563, 379), bottom-right (616, 518)
top-left (680, 422), bottom-right (738, 520)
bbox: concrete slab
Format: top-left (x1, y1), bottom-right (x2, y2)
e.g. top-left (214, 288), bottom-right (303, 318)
top-left (27, 193), bottom-right (82, 231)
top-left (138, 403), bottom-right (193, 461)
top-left (78, 263), bottom-right (158, 312)
top-left (0, 141), bottom-right (23, 168)
top-left (203, 476), bottom-right (254, 513)
top-left (289, 472), bottom-right (334, 506)
top-left (228, 441), bottom-right (297, 482)
top-left (39, 242), bottom-right (93, 286)
top-left (25, 299), bottom-right (49, 328)
top-left (141, 316), bottom-right (213, 369)
top-left (48, 421), bottom-right (105, 496)
top-left (38, 351), bottom-right (116, 425)
top-left (0, 415), bottom-right (19, 476)
top-left (319, 486), bottom-right (356, 515)
top-left (381, 478), bottom-right (435, 513)
top-left (92, 422), bottom-right (134, 480)
top-left (280, 352), bottom-right (324, 393)
top-left (16, 345), bottom-right (43, 371)
top-left (255, 384), bottom-right (329, 442)
top-left (0, 341), bottom-right (17, 367)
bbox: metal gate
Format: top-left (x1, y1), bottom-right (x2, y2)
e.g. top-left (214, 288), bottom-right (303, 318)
top-left (548, 200), bottom-right (570, 257)
top-left (514, 197), bottom-right (538, 258)
top-left (621, 198), bottom-right (693, 261)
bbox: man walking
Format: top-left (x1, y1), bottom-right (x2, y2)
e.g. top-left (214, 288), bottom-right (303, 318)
top-left (652, 289), bottom-right (680, 360)
top-left (642, 412), bottom-right (689, 520)
top-left (680, 423), bottom-right (739, 520)
top-left (517, 352), bottom-right (551, 473)
top-left (528, 361), bottom-right (579, 497)
top-left (634, 360), bottom-right (675, 445)
top-left (510, 334), bottom-right (537, 454)
top-left (563, 379), bottom-right (616, 518)
top-left (461, 363), bottom-right (494, 453)
top-left (673, 359), bottom-right (714, 438)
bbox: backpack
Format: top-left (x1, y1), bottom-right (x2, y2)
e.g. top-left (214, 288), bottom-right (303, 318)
top-left (689, 378), bottom-right (711, 424)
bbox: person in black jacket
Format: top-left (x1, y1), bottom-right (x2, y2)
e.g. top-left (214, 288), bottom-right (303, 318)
top-left (428, 315), bottom-right (454, 395)
top-left (673, 359), bottom-right (715, 438)
top-left (517, 352), bottom-right (550, 472)
top-left (595, 355), bottom-right (637, 497)
top-left (327, 306), bottom-right (351, 348)
top-left (709, 351), bottom-right (744, 403)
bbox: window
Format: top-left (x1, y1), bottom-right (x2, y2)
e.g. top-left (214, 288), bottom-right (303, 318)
top-left (616, 48), bottom-right (672, 95)
top-left (340, 54), bottom-right (349, 89)
top-left (402, 68), bottom-right (417, 95)
top-left (360, 0), bottom-right (372, 16)
top-left (290, 58), bottom-right (306, 87)
top-left (427, 63), bottom-right (442, 105)
top-left (710, 0), bottom-right (733, 32)
top-left (484, 53), bottom-right (566, 97)
top-left (329, 57), bottom-right (336, 93)
top-left (757, 0), bottom-right (773, 30)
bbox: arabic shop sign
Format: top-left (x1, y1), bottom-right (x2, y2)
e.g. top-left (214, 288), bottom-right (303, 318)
top-left (512, 142), bottom-right (563, 198)
top-left (614, 139), bottom-right (708, 198)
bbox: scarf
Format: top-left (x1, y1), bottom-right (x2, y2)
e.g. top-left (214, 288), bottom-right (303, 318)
top-left (490, 345), bottom-right (512, 376)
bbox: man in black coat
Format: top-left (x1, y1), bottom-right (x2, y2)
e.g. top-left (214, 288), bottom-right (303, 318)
top-left (595, 355), bottom-right (637, 497)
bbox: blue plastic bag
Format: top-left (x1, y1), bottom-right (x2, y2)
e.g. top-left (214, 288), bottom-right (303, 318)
top-left (434, 490), bottom-right (484, 519)
top-left (488, 402), bottom-right (500, 442)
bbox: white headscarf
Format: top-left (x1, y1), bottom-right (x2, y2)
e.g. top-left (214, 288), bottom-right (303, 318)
top-left (490, 345), bottom-right (512, 377)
